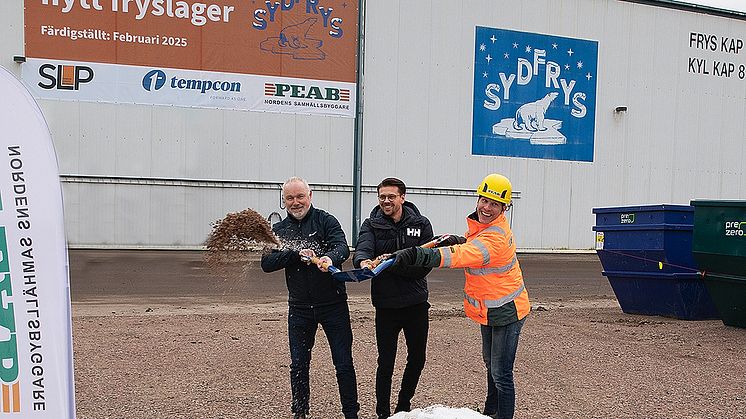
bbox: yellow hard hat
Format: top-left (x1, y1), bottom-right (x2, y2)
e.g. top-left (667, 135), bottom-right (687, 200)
top-left (476, 173), bottom-right (512, 205)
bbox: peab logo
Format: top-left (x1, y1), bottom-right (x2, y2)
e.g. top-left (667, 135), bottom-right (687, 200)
top-left (482, 184), bottom-right (509, 202)
top-left (264, 83), bottom-right (349, 101)
top-left (38, 63), bottom-right (94, 90)
top-left (142, 69), bottom-right (167, 91)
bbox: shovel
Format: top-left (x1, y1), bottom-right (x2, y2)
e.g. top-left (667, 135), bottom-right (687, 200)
top-left (299, 255), bottom-right (388, 282)
top-left (301, 235), bottom-right (450, 282)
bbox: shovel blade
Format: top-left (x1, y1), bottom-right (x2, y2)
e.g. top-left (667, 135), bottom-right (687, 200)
top-left (371, 258), bottom-right (395, 275)
top-left (332, 268), bottom-right (374, 282)
top-left (331, 258), bottom-right (396, 282)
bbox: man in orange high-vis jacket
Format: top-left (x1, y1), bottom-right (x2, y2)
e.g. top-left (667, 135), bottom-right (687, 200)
top-left (390, 173), bottom-right (530, 419)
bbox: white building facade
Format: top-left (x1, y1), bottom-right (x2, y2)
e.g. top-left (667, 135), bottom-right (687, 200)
top-left (1, 0), bottom-right (744, 249)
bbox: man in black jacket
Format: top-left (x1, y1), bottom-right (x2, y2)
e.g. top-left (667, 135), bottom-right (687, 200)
top-left (261, 177), bottom-right (359, 419)
top-left (354, 178), bottom-right (434, 419)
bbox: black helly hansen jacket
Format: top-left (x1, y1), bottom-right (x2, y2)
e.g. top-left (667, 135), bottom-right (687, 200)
top-left (354, 201), bottom-right (434, 308)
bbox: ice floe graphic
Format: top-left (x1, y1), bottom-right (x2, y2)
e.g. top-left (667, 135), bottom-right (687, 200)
top-left (491, 92), bottom-right (566, 145)
top-left (259, 18), bottom-right (325, 60)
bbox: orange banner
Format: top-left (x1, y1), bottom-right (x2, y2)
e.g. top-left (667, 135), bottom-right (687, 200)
top-left (25, 0), bottom-right (358, 83)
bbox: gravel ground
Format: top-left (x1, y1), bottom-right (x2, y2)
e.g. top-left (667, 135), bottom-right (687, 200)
top-left (72, 299), bottom-right (745, 419)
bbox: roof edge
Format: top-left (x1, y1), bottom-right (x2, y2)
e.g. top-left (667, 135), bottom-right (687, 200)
top-left (619, 0), bottom-right (746, 21)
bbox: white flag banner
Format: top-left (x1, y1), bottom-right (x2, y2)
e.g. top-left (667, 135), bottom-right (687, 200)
top-left (0, 66), bottom-right (76, 417)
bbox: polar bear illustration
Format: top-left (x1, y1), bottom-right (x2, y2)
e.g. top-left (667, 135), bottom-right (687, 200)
top-left (513, 92), bottom-right (559, 132)
top-left (279, 18), bottom-right (318, 49)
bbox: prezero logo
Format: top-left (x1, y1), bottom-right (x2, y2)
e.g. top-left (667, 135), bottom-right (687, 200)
top-left (142, 70), bottom-right (167, 91)
top-left (724, 221), bottom-right (745, 236)
top-left (620, 214), bottom-right (635, 224)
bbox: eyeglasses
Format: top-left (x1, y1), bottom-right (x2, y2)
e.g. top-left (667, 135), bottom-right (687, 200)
top-left (378, 194), bottom-right (400, 202)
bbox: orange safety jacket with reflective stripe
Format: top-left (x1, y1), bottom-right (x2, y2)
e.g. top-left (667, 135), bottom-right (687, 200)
top-left (437, 212), bottom-right (530, 326)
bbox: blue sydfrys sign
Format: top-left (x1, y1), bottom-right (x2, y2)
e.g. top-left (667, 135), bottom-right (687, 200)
top-left (472, 26), bottom-right (598, 162)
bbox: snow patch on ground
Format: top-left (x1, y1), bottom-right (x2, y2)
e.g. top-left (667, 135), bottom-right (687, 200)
top-left (388, 405), bottom-right (490, 418)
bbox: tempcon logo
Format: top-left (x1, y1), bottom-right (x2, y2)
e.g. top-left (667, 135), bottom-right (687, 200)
top-left (0, 219), bottom-right (21, 413)
top-left (142, 70), bottom-right (167, 91)
top-left (38, 64), bottom-right (94, 90)
top-left (724, 221), bottom-right (745, 237)
top-left (142, 69), bottom-right (241, 94)
top-left (264, 83), bottom-right (350, 101)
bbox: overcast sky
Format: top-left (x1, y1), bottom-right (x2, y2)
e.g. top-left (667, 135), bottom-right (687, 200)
top-left (681, 0), bottom-right (746, 13)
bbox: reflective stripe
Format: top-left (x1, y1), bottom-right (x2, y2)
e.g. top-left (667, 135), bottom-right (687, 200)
top-left (471, 239), bottom-right (491, 265)
top-left (483, 283), bottom-right (525, 308)
top-left (483, 226), bottom-right (506, 235)
top-left (464, 291), bottom-right (480, 308)
top-left (465, 255), bottom-right (517, 276)
top-left (464, 283), bottom-right (525, 310)
top-left (440, 247), bottom-right (452, 267)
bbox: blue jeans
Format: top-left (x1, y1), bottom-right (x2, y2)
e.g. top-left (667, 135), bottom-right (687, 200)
top-left (481, 318), bottom-right (526, 419)
top-left (288, 302), bottom-right (359, 419)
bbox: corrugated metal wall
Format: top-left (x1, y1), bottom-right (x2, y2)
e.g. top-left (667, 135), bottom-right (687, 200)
top-left (361, 0), bottom-right (746, 249)
top-left (1, 0), bottom-right (744, 249)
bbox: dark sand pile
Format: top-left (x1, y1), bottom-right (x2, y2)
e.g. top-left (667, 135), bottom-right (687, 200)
top-left (204, 209), bottom-right (280, 269)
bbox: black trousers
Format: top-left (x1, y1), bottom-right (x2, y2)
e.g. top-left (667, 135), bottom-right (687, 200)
top-left (288, 302), bottom-right (359, 419)
top-left (375, 301), bottom-right (429, 418)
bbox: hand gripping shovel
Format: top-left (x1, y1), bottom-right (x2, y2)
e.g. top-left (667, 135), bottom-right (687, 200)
top-left (301, 235), bottom-right (449, 282)
top-left (300, 256), bottom-right (368, 282)
top-left (299, 255), bottom-right (388, 282)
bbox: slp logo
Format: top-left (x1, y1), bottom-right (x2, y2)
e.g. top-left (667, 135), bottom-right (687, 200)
top-left (38, 64), bottom-right (94, 90)
top-left (0, 225), bottom-right (21, 414)
top-left (142, 69), bottom-right (167, 91)
top-left (472, 27), bottom-right (598, 162)
top-left (264, 83), bottom-right (349, 101)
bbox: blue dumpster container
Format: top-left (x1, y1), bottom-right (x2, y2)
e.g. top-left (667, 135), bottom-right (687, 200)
top-left (593, 204), bottom-right (719, 320)
top-left (594, 204), bottom-right (695, 226)
top-left (593, 205), bottom-right (696, 273)
top-left (601, 271), bottom-right (720, 320)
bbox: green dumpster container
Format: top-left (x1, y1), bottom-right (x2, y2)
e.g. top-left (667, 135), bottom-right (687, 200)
top-left (702, 272), bottom-right (746, 328)
top-left (691, 200), bottom-right (746, 276)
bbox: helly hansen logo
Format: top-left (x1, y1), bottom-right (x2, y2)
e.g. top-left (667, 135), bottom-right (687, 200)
top-left (406, 228), bottom-right (421, 237)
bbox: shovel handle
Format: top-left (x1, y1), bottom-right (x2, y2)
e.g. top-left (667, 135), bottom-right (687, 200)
top-left (421, 235), bottom-right (450, 249)
top-left (300, 255), bottom-right (341, 274)
top-left (368, 235), bottom-right (449, 268)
